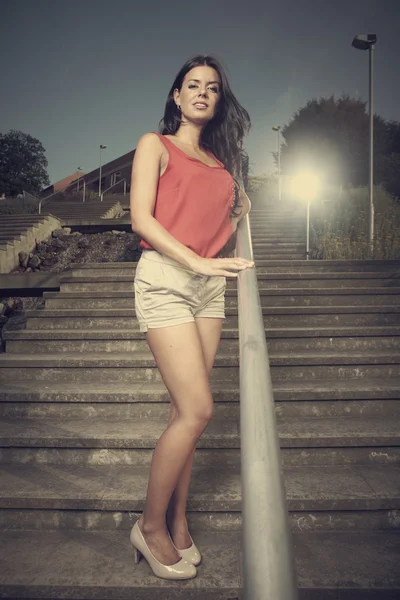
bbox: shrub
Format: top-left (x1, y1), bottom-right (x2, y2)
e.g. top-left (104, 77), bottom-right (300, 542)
top-left (309, 186), bottom-right (400, 259)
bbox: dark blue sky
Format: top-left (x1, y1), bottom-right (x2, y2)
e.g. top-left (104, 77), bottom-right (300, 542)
top-left (2, 0), bottom-right (399, 185)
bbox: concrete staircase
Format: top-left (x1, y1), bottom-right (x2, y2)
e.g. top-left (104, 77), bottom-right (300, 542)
top-left (40, 195), bottom-right (125, 222)
top-left (0, 198), bottom-right (399, 598)
top-left (0, 213), bottom-right (62, 272)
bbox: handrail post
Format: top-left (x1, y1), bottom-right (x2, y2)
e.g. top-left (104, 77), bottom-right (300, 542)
top-left (100, 178), bottom-right (127, 202)
top-left (237, 213), bottom-right (299, 600)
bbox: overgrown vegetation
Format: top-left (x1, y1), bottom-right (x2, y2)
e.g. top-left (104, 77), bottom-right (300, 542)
top-left (309, 186), bottom-right (400, 260)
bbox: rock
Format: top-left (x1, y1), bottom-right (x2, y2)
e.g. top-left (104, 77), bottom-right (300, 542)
top-left (28, 255), bottom-right (41, 269)
top-left (63, 227), bottom-right (71, 234)
top-left (127, 240), bottom-right (139, 252)
top-left (36, 242), bottom-right (47, 253)
top-left (42, 257), bottom-right (57, 267)
top-left (0, 302), bottom-right (7, 316)
top-left (51, 238), bottom-right (66, 249)
top-left (71, 231), bottom-right (82, 236)
top-left (5, 298), bottom-right (15, 311)
top-left (111, 230), bottom-right (121, 235)
top-left (1, 313), bottom-right (27, 340)
top-left (52, 228), bottom-right (65, 238)
top-left (78, 238), bottom-right (90, 249)
top-left (18, 251), bottom-right (29, 268)
top-left (25, 267), bottom-right (32, 272)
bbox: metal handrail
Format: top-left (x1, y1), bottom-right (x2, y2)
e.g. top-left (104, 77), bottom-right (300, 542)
top-left (100, 178), bottom-right (127, 202)
top-left (237, 212), bottom-right (299, 599)
top-left (38, 182), bottom-right (76, 214)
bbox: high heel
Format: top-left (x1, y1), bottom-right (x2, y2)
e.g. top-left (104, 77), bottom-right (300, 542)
top-left (130, 521), bottom-right (197, 580)
top-left (169, 531), bottom-right (202, 566)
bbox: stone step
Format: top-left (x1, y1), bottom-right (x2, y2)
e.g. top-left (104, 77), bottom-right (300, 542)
top-left (6, 328), bottom-right (400, 354)
top-left (0, 353), bottom-right (400, 383)
top-left (253, 253), bottom-right (306, 260)
top-left (0, 225), bottom-right (43, 233)
top-left (0, 529), bottom-right (398, 599)
top-left (39, 288), bottom-right (400, 308)
top-left (59, 272), bottom-right (399, 292)
top-left (0, 376), bottom-right (399, 401)
top-left (252, 236), bottom-right (306, 243)
top-left (67, 259), bottom-right (400, 274)
top-left (1, 396), bottom-right (399, 420)
top-left (24, 307), bottom-right (400, 328)
top-left (2, 443), bottom-right (400, 471)
top-left (0, 460), bottom-right (399, 512)
top-left (1, 505), bottom-right (399, 533)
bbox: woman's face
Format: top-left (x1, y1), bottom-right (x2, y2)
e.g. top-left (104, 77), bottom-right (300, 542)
top-left (174, 65), bottom-right (221, 123)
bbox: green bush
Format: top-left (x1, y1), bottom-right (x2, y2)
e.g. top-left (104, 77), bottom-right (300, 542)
top-left (0, 198), bottom-right (39, 215)
top-left (309, 186), bottom-right (400, 259)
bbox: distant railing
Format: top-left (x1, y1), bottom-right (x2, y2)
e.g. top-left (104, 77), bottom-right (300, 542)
top-left (236, 211), bottom-right (299, 600)
top-left (38, 183), bottom-right (76, 214)
top-left (100, 178), bottom-right (127, 202)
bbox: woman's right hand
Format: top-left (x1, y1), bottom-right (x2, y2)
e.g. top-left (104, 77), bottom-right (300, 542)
top-left (190, 256), bottom-right (254, 277)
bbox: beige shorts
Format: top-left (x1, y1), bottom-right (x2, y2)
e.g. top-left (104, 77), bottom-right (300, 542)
top-left (134, 249), bottom-right (226, 333)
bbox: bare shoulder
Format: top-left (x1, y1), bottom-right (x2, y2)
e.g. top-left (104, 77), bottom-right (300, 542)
top-left (136, 132), bottom-right (164, 155)
top-left (132, 133), bottom-right (168, 178)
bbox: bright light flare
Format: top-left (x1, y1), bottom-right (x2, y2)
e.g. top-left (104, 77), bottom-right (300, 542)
top-left (289, 171), bottom-right (322, 201)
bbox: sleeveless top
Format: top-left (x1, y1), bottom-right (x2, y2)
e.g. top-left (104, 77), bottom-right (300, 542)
top-left (139, 132), bottom-right (235, 258)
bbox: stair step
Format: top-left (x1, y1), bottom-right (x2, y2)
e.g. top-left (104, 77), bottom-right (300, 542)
top-left (39, 289), bottom-right (400, 310)
top-left (1, 414), bottom-right (399, 448)
top-left (6, 328), bottom-right (400, 353)
top-left (1, 529), bottom-right (397, 599)
top-left (0, 376), bottom-right (399, 401)
top-left (0, 461), bottom-right (399, 511)
top-left (24, 306), bottom-right (400, 330)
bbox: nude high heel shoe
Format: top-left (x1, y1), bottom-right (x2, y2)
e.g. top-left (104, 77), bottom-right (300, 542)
top-left (167, 529), bottom-right (202, 566)
top-left (130, 521), bottom-right (197, 580)
top-left (174, 533), bottom-right (202, 566)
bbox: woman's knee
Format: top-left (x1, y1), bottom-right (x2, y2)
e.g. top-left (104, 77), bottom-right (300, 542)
top-left (187, 399), bottom-right (214, 431)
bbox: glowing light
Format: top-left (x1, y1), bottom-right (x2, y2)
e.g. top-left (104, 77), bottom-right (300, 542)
top-left (289, 171), bottom-right (321, 201)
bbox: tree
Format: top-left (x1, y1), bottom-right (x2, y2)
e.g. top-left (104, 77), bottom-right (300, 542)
top-left (0, 130), bottom-right (50, 197)
top-left (279, 95), bottom-right (389, 189)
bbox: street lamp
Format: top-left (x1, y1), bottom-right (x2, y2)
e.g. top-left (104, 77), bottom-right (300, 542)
top-left (99, 144), bottom-right (107, 197)
top-left (272, 126), bottom-right (282, 204)
top-left (289, 171), bottom-right (321, 261)
top-left (77, 166), bottom-right (82, 192)
top-left (352, 33), bottom-right (377, 248)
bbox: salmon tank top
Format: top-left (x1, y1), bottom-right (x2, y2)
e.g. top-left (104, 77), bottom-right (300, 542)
top-left (139, 132), bottom-right (235, 258)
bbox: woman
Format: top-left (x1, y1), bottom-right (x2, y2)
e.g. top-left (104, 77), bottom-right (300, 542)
top-left (129, 54), bottom-right (253, 580)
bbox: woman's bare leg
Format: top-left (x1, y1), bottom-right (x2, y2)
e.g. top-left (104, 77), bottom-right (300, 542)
top-left (167, 317), bottom-right (223, 549)
top-left (138, 321), bottom-right (214, 565)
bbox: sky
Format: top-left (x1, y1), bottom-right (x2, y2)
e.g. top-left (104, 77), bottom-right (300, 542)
top-left (2, 0), bottom-right (400, 185)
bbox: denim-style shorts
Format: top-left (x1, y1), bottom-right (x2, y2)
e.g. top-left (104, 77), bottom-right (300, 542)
top-left (134, 249), bottom-right (226, 333)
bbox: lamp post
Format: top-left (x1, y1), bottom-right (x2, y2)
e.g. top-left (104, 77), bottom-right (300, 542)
top-left (352, 33), bottom-right (377, 248)
top-left (289, 172), bottom-right (321, 261)
top-left (272, 126), bottom-right (282, 204)
top-left (99, 144), bottom-right (107, 197)
top-left (77, 166), bottom-right (82, 192)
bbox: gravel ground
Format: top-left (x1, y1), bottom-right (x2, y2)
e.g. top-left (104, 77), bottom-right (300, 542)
top-left (0, 229), bottom-right (142, 352)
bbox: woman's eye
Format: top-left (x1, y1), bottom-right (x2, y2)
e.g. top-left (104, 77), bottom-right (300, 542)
top-left (188, 84), bottom-right (219, 92)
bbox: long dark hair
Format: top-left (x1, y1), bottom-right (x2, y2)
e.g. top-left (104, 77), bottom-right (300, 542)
top-left (159, 55), bottom-right (251, 216)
